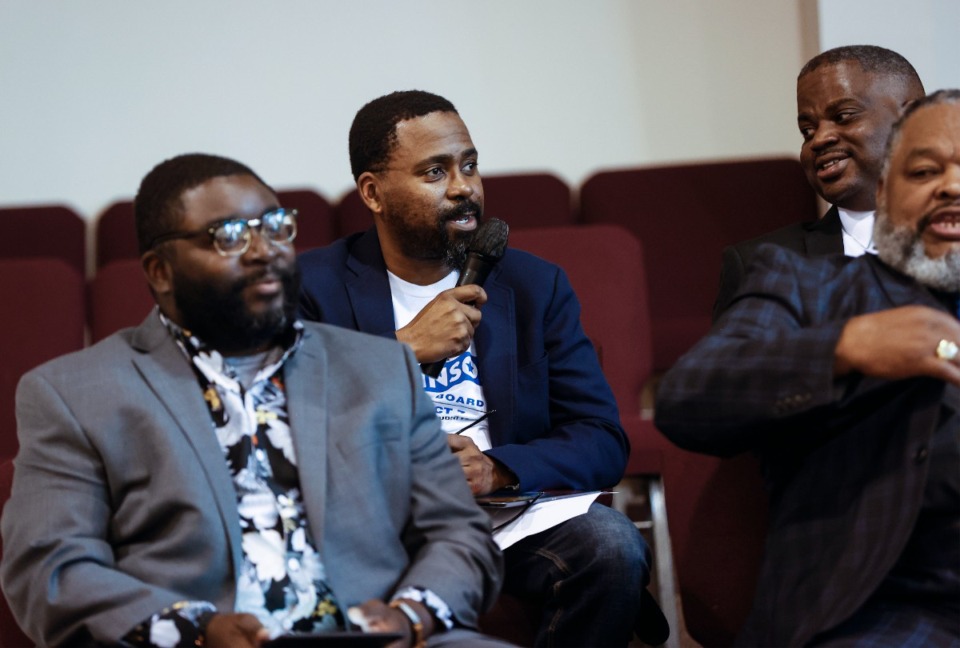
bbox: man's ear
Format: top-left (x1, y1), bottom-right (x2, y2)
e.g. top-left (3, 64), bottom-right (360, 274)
top-left (356, 172), bottom-right (384, 216)
top-left (141, 249), bottom-right (173, 297)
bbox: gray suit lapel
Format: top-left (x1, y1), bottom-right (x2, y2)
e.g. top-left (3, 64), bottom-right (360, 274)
top-left (284, 328), bottom-right (329, 545)
top-left (129, 313), bottom-right (244, 573)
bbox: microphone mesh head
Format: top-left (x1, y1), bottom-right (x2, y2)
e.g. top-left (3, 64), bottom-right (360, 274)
top-left (468, 218), bottom-right (510, 260)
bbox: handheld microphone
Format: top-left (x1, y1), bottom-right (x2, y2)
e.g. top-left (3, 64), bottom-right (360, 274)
top-left (421, 218), bottom-right (510, 378)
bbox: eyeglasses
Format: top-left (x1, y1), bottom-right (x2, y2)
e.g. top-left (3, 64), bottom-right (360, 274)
top-left (149, 208), bottom-right (298, 256)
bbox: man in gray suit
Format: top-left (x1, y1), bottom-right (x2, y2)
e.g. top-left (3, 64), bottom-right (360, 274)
top-left (0, 154), bottom-right (508, 648)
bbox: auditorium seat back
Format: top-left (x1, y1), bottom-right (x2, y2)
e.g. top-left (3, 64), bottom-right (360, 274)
top-left (579, 158), bottom-right (817, 372)
top-left (509, 224), bottom-right (652, 414)
top-left (0, 459), bottom-right (33, 647)
top-left (0, 205), bottom-right (86, 275)
top-left (0, 259), bottom-right (86, 460)
top-left (88, 259), bottom-right (155, 343)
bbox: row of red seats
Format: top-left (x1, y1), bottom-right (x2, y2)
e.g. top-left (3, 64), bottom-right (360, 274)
top-left (1, 221), bottom-right (768, 646)
top-left (3, 158), bottom-right (818, 373)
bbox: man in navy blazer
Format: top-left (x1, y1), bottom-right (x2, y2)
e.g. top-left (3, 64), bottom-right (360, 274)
top-left (1, 153), bottom-right (507, 647)
top-left (298, 91), bottom-right (664, 647)
top-left (713, 45), bottom-right (924, 320)
top-left (657, 91), bottom-right (960, 646)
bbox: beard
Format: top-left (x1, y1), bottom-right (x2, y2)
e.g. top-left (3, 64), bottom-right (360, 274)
top-left (172, 260), bottom-right (301, 354)
top-left (381, 200), bottom-right (481, 271)
top-left (874, 206), bottom-right (960, 292)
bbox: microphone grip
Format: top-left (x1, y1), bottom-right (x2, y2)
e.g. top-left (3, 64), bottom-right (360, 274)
top-left (420, 255), bottom-right (494, 378)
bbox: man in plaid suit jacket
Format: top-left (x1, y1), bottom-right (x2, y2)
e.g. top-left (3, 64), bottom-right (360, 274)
top-left (656, 91), bottom-right (960, 646)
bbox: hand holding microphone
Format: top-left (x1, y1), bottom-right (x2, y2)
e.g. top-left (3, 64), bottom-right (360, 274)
top-left (419, 218), bottom-right (509, 378)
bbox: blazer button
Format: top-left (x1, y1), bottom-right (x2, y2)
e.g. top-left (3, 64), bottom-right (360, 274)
top-left (914, 446), bottom-right (929, 464)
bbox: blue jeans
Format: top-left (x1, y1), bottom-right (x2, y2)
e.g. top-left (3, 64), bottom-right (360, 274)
top-left (502, 503), bottom-right (652, 647)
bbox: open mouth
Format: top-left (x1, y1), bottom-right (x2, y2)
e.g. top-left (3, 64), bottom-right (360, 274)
top-left (926, 208), bottom-right (960, 240)
top-left (814, 152), bottom-right (850, 180)
top-left (445, 209), bottom-right (479, 231)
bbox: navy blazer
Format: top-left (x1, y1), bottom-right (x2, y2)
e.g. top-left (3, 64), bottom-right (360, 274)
top-left (713, 206), bottom-right (844, 321)
top-left (297, 228), bottom-right (628, 492)
top-left (656, 245), bottom-right (959, 646)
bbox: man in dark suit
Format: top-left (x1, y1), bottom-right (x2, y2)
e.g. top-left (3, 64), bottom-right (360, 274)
top-left (713, 45), bottom-right (925, 320)
top-left (656, 90), bottom-right (960, 646)
top-left (1, 153), bottom-right (508, 647)
top-left (298, 91), bottom-right (666, 648)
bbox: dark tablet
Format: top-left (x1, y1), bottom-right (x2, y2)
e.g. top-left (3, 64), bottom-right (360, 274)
top-left (475, 492), bottom-right (542, 508)
top-left (264, 631), bottom-right (403, 646)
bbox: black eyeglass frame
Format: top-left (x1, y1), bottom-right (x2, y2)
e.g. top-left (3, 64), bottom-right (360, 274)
top-left (148, 208), bottom-right (298, 257)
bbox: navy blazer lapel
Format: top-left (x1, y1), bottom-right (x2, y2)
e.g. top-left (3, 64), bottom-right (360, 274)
top-left (284, 327), bottom-right (329, 544)
top-left (474, 265), bottom-right (516, 447)
top-left (803, 205), bottom-right (845, 256)
top-left (128, 313), bottom-right (244, 572)
top-left (345, 229), bottom-right (399, 336)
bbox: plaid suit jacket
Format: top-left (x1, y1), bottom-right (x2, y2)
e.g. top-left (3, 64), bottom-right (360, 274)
top-left (656, 244), bottom-right (959, 646)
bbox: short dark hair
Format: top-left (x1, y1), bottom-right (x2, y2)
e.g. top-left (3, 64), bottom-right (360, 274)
top-left (134, 153), bottom-right (271, 255)
top-left (348, 90), bottom-right (458, 181)
top-left (882, 88), bottom-right (960, 178)
top-left (799, 45), bottom-right (924, 94)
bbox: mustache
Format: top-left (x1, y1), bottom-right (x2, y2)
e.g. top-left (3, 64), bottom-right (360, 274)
top-left (236, 260), bottom-right (296, 289)
top-left (917, 198), bottom-right (960, 232)
top-left (440, 200), bottom-right (482, 222)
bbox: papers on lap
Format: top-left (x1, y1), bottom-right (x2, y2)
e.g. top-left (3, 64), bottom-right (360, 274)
top-left (478, 491), bottom-right (602, 550)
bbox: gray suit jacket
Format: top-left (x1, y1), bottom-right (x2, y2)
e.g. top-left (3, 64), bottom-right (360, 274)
top-left (1, 312), bottom-right (502, 646)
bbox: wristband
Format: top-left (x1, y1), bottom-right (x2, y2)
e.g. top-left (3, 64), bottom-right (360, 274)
top-left (389, 600), bottom-right (426, 648)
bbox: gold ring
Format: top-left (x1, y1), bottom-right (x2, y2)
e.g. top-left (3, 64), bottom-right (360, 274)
top-left (935, 339), bottom-right (959, 361)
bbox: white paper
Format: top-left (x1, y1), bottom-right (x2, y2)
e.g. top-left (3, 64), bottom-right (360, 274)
top-left (486, 492), bottom-right (601, 550)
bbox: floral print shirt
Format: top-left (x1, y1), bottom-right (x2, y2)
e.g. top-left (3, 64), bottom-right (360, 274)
top-left (123, 316), bottom-right (344, 647)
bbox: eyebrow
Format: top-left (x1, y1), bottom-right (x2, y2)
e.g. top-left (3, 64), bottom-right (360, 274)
top-left (903, 147), bottom-right (944, 162)
top-left (414, 147), bottom-right (478, 168)
top-left (798, 97), bottom-right (862, 123)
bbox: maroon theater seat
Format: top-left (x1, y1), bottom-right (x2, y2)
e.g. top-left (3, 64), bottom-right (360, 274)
top-left (275, 189), bottom-right (337, 252)
top-left (0, 459), bottom-right (33, 647)
top-left (0, 259), bottom-right (86, 460)
top-left (95, 200), bottom-right (137, 268)
top-left (0, 205), bottom-right (86, 275)
top-left (335, 172), bottom-right (575, 238)
top-left (509, 224), bottom-right (651, 414)
top-left (88, 259), bottom-right (155, 343)
top-left (579, 158), bottom-right (817, 372)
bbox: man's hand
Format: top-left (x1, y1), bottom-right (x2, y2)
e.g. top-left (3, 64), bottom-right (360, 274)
top-left (447, 435), bottom-right (517, 495)
top-left (205, 613), bottom-right (269, 648)
top-left (349, 599), bottom-right (435, 648)
top-left (396, 286), bottom-right (487, 363)
top-left (834, 305), bottom-right (960, 385)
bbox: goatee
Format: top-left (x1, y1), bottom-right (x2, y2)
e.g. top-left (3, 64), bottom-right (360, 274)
top-left (874, 206), bottom-right (960, 292)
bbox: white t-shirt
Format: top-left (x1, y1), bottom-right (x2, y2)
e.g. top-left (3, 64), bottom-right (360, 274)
top-left (387, 270), bottom-right (492, 451)
top-left (837, 208), bottom-right (877, 256)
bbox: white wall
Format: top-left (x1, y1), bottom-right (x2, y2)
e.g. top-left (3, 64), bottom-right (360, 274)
top-left (818, 0), bottom-right (960, 94)
top-left (0, 1), bottom-right (811, 221)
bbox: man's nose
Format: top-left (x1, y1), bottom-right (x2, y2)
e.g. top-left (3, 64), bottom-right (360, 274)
top-left (937, 163), bottom-right (960, 198)
top-left (243, 226), bottom-right (278, 260)
top-left (809, 122), bottom-right (839, 150)
top-left (447, 169), bottom-right (477, 199)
